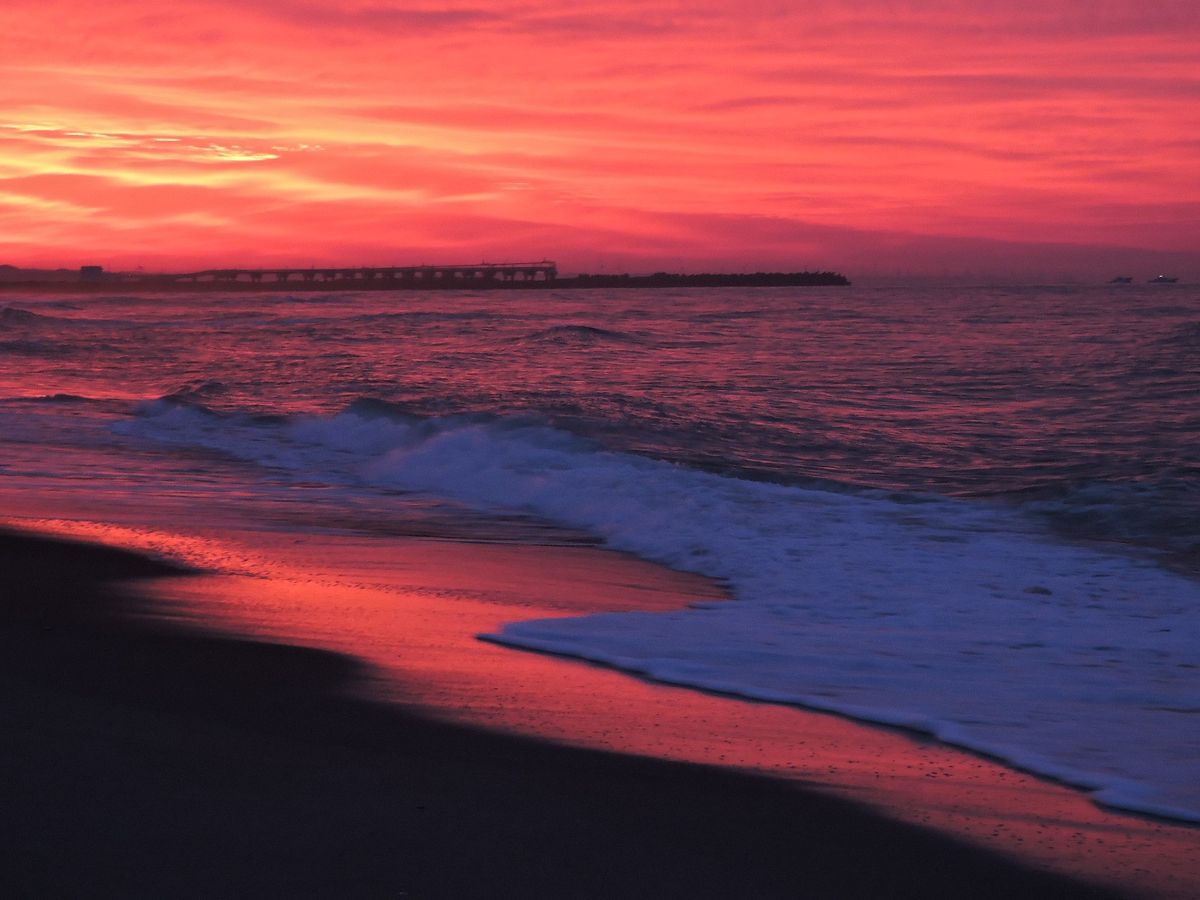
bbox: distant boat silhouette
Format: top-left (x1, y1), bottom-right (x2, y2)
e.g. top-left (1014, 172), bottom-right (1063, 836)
top-left (1109, 276), bottom-right (1133, 283)
top-left (1148, 275), bottom-right (1178, 283)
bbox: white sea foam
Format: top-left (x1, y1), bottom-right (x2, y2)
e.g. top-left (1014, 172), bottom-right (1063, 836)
top-left (121, 404), bottom-right (1200, 822)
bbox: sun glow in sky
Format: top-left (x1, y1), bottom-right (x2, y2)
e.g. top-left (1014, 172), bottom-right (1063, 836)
top-left (1, 0), bottom-right (1197, 277)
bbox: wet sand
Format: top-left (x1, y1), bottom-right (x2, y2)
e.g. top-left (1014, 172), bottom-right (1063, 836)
top-left (0, 524), bottom-right (1144, 899)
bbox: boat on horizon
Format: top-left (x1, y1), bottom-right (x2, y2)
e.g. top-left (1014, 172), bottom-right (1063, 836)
top-left (1109, 276), bottom-right (1133, 283)
top-left (1148, 275), bottom-right (1179, 283)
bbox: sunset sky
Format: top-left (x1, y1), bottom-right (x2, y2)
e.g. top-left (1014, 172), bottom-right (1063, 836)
top-left (1, 1), bottom-right (1197, 278)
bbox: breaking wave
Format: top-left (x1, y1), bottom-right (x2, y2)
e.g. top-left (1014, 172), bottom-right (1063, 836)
top-left (117, 399), bottom-right (1200, 822)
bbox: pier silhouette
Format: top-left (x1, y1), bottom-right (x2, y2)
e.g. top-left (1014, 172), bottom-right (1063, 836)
top-left (160, 261), bottom-right (558, 286)
top-left (0, 262), bottom-right (851, 292)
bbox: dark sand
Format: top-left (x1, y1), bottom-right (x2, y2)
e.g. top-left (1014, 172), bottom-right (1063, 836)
top-left (0, 528), bottom-right (1125, 898)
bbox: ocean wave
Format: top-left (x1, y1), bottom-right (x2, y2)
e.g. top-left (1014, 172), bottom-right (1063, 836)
top-left (134, 395), bottom-right (222, 420)
top-left (0, 393), bottom-right (91, 405)
top-left (0, 306), bottom-right (54, 325)
top-left (162, 380), bottom-right (230, 405)
top-left (117, 402), bottom-right (1200, 822)
top-left (0, 394), bottom-right (151, 418)
top-left (519, 324), bottom-right (643, 346)
top-left (1, 304), bottom-right (145, 332)
top-left (1153, 320), bottom-right (1200, 351)
top-left (1018, 476), bottom-right (1200, 554)
top-left (0, 339), bottom-right (71, 356)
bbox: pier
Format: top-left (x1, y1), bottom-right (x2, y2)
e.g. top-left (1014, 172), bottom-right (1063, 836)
top-left (156, 262), bottom-right (558, 286)
top-left (2, 263), bottom-right (850, 293)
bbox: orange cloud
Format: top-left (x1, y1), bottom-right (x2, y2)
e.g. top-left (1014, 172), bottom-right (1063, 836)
top-left (0, 0), bottom-right (1196, 277)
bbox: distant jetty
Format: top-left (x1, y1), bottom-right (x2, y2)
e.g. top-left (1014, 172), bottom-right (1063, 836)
top-left (0, 262), bottom-right (849, 292)
top-left (567, 271), bottom-right (849, 289)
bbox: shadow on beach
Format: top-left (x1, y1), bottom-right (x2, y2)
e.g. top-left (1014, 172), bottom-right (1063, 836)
top-left (0, 528), bottom-right (1124, 899)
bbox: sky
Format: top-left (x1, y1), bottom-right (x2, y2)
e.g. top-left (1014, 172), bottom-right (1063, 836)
top-left (1, 0), bottom-right (1197, 279)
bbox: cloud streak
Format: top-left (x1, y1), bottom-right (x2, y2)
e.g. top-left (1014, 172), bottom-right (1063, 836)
top-left (0, 0), bottom-right (1196, 276)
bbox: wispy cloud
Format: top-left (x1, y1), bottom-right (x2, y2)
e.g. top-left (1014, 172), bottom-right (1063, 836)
top-left (0, 0), bottom-right (1196, 273)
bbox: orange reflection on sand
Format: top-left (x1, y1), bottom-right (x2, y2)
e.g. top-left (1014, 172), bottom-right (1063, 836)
top-left (101, 527), bottom-right (1200, 900)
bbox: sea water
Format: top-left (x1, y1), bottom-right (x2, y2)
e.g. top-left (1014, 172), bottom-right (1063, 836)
top-left (0, 283), bottom-right (1196, 821)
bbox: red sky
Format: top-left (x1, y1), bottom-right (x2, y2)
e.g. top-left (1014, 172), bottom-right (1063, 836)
top-left (1, 1), bottom-right (1197, 278)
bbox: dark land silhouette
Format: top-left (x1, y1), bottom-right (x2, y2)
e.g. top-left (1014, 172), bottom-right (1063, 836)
top-left (0, 262), bottom-right (851, 292)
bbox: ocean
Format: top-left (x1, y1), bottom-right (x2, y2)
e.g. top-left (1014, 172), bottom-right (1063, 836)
top-left (1, 282), bottom-right (1197, 822)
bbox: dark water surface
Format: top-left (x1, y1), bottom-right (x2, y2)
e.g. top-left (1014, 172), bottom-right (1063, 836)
top-left (3, 283), bottom-right (1196, 555)
top-left (1, 283), bottom-right (1197, 821)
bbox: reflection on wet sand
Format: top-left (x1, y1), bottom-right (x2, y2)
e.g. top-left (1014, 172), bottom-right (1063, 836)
top-left (82, 524), bottom-right (1198, 900)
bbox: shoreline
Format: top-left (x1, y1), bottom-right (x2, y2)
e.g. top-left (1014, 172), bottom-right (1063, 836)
top-left (3, 520), bottom-right (1197, 897)
top-left (480, 633), bottom-right (1200, 829)
top-left (0, 525), bottom-right (1133, 899)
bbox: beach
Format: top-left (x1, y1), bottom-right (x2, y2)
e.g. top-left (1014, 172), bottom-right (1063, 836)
top-left (2, 522), bottom-right (1196, 898)
top-left (2, 283), bottom-right (1198, 896)
top-left (7, 0), bottom-right (1199, 892)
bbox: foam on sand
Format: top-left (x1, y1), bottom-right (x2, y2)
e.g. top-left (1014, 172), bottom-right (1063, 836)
top-left (122, 401), bottom-right (1200, 822)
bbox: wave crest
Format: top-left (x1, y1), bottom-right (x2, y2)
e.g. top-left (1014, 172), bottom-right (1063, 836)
top-left (0, 306), bottom-right (51, 326)
top-left (520, 324), bottom-right (642, 346)
top-left (115, 402), bottom-right (1200, 822)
